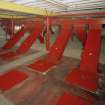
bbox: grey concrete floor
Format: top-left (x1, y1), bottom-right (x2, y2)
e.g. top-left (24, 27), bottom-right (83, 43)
top-left (0, 56), bottom-right (105, 105)
top-left (0, 95), bottom-right (13, 105)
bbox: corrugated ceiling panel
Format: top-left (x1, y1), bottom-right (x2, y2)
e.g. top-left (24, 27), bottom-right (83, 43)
top-left (4, 0), bottom-right (105, 13)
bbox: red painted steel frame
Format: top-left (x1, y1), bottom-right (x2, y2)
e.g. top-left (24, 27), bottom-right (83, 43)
top-left (0, 21), bottom-right (44, 60)
top-left (27, 22), bottom-right (73, 72)
top-left (66, 24), bottom-right (101, 91)
top-left (27, 18), bottom-right (104, 73)
top-left (50, 18), bottom-right (105, 25)
top-left (11, 18), bottom-right (15, 39)
top-left (38, 34), bottom-right (44, 44)
top-left (46, 17), bottom-right (50, 50)
top-left (74, 24), bottom-right (87, 46)
top-left (49, 18), bottom-right (104, 48)
top-left (2, 26), bottom-right (27, 49)
top-left (16, 21), bottom-right (43, 54)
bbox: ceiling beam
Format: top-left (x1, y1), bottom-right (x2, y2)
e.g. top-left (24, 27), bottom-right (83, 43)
top-left (0, 0), bottom-right (57, 16)
top-left (0, 14), bottom-right (34, 19)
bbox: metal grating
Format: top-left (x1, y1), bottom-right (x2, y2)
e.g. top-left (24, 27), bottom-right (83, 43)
top-left (4, 0), bottom-right (105, 13)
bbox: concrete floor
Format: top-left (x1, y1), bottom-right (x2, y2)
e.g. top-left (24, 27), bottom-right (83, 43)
top-left (0, 56), bottom-right (105, 105)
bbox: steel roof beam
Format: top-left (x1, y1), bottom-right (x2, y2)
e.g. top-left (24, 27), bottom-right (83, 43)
top-left (0, 0), bottom-right (57, 16)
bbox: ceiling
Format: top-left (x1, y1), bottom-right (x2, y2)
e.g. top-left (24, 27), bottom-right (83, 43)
top-left (4, 0), bottom-right (105, 13)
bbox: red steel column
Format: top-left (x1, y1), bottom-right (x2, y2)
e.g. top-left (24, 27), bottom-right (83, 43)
top-left (46, 17), bottom-right (50, 50)
top-left (66, 23), bottom-right (101, 91)
top-left (80, 23), bottom-right (101, 73)
top-left (74, 24), bottom-right (87, 46)
top-left (11, 17), bottom-right (14, 39)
